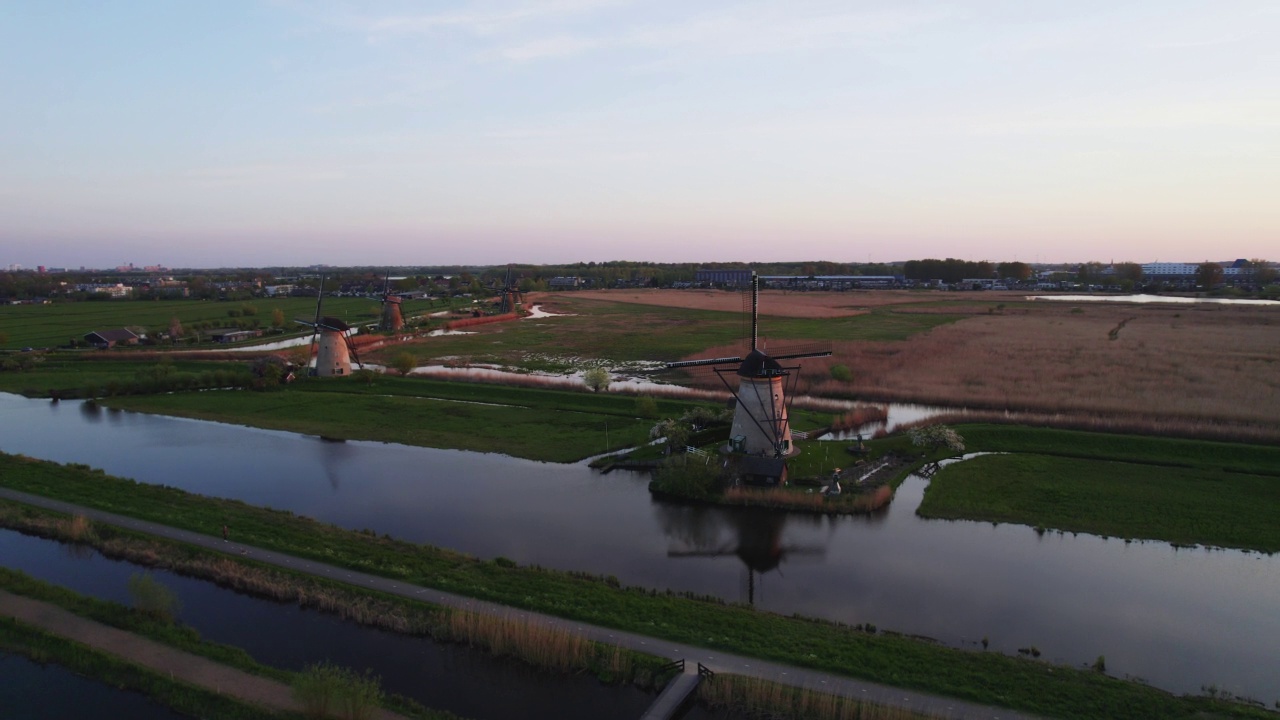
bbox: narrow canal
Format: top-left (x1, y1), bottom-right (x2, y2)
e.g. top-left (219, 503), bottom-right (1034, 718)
top-left (0, 528), bottom-right (725, 719)
top-left (1, 393), bottom-right (1277, 703)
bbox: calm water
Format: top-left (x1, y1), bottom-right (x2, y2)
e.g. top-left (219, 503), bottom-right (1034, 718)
top-left (0, 652), bottom-right (192, 720)
top-left (1028, 293), bottom-right (1280, 306)
top-left (0, 528), bottom-right (716, 720)
top-left (2, 393), bottom-right (1277, 702)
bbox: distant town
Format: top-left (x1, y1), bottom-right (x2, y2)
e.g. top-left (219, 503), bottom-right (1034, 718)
top-left (3, 257), bottom-right (1276, 305)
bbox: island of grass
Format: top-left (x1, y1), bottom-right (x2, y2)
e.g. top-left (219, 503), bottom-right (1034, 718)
top-left (917, 425), bottom-right (1280, 553)
top-left (4, 452), bottom-right (1277, 720)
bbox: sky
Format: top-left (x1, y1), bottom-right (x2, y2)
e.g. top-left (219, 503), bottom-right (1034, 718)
top-left (1, 1), bottom-right (1277, 269)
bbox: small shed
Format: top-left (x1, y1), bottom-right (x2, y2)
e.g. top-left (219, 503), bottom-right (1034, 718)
top-left (737, 456), bottom-right (788, 487)
top-left (209, 328), bottom-right (263, 344)
top-left (85, 328), bottom-right (139, 348)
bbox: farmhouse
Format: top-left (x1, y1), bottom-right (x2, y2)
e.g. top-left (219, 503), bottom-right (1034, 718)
top-left (84, 328), bottom-right (140, 348)
top-left (209, 328), bottom-right (264, 344)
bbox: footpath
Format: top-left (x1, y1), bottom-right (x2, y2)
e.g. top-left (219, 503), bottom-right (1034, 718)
top-left (0, 487), bottom-right (1038, 720)
top-left (0, 589), bottom-right (406, 720)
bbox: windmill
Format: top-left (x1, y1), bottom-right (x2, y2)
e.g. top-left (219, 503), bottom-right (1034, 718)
top-left (665, 272), bottom-right (830, 478)
top-left (296, 276), bottom-right (364, 377)
top-left (498, 266), bottom-right (523, 314)
top-left (378, 272), bottom-right (404, 332)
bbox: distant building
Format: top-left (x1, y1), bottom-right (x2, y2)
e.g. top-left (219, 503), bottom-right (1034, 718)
top-left (696, 269), bottom-right (754, 287)
top-left (85, 328), bottom-right (139, 348)
top-left (548, 276), bottom-right (582, 290)
top-left (209, 328), bottom-right (264, 344)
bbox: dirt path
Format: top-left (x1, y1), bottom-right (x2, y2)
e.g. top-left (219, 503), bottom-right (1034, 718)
top-left (0, 588), bottom-right (406, 720)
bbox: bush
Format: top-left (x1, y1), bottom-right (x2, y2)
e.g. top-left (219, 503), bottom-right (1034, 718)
top-left (583, 367), bottom-right (611, 392)
top-left (635, 395), bottom-right (659, 419)
top-left (829, 364), bottom-right (853, 382)
top-left (293, 662), bottom-right (385, 720)
top-left (127, 573), bottom-right (180, 624)
top-left (650, 454), bottom-right (723, 500)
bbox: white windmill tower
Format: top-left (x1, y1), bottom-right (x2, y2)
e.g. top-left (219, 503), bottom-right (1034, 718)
top-left (666, 273), bottom-right (830, 481)
top-left (296, 277), bottom-right (364, 377)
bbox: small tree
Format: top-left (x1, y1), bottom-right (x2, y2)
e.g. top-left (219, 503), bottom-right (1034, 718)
top-left (390, 351), bottom-right (416, 377)
top-left (830, 364), bottom-right (852, 382)
top-left (168, 316), bottom-right (183, 342)
top-left (635, 395), bottom-right (659, 419)
top-left (583, 367), bottom-right (611, 392)
top-left (1196, 261), bottom-right (1224, 289)
top-left (127, 572), bottom-right (180, 624)
top-left (271, 308), bottom-right (285, 329)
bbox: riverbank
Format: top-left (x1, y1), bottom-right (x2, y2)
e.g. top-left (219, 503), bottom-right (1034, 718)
top-left (916, 429), bottom-right (1280, 553)
top-left (2, 452), bottom-right (1274, 720)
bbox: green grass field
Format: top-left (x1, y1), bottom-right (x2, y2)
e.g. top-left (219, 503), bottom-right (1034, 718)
top-left (911, 425), bottom-right (1280, 552)
top-left (100, 376), bottom-right (712, 462)
top-left (0, 355), bottom-right (250, 396)
top-left (2, 453), bottom-right (1274, 720)
top-left (0, 296), bottom-right (420, 350)
top-left (384, 297), bottom-right (963, 367)
top-left (917, 452), bottom-right (1280, 552)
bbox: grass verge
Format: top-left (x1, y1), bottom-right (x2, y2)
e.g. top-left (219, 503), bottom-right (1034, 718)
top-left (0, 614), bottom-right (297, 720)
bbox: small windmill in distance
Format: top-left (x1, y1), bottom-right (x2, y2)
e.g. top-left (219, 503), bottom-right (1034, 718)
top-left (296, 276), bottom-right (364, 377)
top-left (498, 266), bottom-right (523, 314)
top-left (378, 272), bottom-right (404, 332)
top-left (665, 272), bottom-right (830, 484)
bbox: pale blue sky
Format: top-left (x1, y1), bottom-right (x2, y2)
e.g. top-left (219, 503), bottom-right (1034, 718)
top-left (2, 1), bottom-right (1277, 268)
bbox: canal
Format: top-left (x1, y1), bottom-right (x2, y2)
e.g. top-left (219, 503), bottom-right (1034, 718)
top-left (1, 393), bottom-right (1277, 703)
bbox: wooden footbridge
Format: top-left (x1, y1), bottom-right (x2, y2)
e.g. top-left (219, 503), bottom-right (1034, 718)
top-left (640, 659), bottom-right (714, 720)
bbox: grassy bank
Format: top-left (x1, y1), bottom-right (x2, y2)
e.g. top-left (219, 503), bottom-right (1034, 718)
top-left (957, 424), bottom-right (1280, 477)
top-left (0, 617), bottom-right (299, 720)
top-left (2, 453), bottom-right (1274, 720)
top-left (99, 377), bottom-right (686, 462)
top-left (917, 453), bottom-right (1280, 553)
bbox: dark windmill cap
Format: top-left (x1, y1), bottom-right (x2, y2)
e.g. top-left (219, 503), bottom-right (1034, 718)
top-left (319, 317), bottom-right (351, 331)
top-left (737, 348), bottom-right (785, 378)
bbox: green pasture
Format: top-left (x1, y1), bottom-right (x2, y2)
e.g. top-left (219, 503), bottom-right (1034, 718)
top-left (0, 296), bottom-right (406, 350)
top-left (100, 377), bottom-right (680, 462)
top-left (395, 297), bottom-right (964, 366)
top-left (0, 355), bottom-right (250, 396)
top-left (2, 453), bottom-right (1274, 720)
top-left (918, 452), bottom-right (1280, 553)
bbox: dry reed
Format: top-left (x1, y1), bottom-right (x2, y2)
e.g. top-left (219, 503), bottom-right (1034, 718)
top-left (699, 674), bottom-right (939, 720)
top-left (440, 610), bottom-right (591, 673)
top-left (682, 303), bottom-right (1280, 438)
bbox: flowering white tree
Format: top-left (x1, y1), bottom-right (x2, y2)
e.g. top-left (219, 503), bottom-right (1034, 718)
top-left (907, 424), bottom-right (966, 453)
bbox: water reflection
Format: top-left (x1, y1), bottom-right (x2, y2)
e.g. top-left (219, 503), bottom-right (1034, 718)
top-left (662, 505), bottom-right (827, 605)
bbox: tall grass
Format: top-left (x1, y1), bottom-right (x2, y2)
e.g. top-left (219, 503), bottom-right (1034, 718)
top-left (699, 674), bottom-right (937, 720)
top-left (439, 610), bottom-right (591, 673)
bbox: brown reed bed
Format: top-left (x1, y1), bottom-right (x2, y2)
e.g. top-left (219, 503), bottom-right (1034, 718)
top-left (898, 410), bottom-right (1280, 446)
top-left (438, 610), bottom-right (592, 674)
top-left (830, 405), bottom-right (889, 432)
top-left (684, 303), bottom-right (1280, 438)
top-left (722, 484), bottom-right (893, 515)
top-left (699, 674), bottom-right (940, 720)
